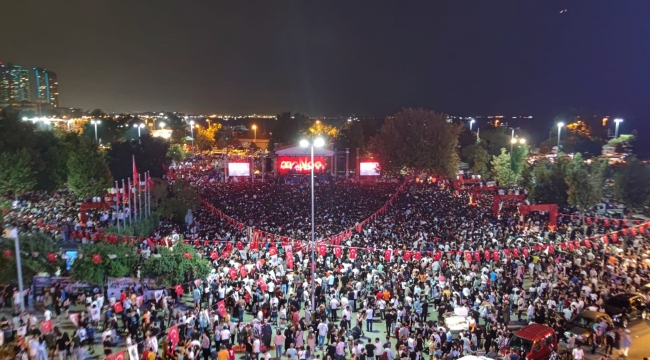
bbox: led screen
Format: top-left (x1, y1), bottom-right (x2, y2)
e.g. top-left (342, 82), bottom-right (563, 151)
top-left (228, 163), bottom-right (250, 177)
top-left (360, 162), bottom-right (380, 176)
top-left (278, 156), bottom-right (327, 174)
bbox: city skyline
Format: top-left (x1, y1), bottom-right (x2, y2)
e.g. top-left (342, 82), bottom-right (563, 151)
top-left (1, 1), bottom-right (649, 121)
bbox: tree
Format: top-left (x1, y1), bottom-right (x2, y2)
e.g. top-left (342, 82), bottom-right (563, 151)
top-left (167, 143), bottom-right (187, 163)
top-left (195, 124), bottom-right (222, 151)
top-left (470, 147), bottom-right (490, 179)
top-left (140, 243), bottom-right (212, 287)
top-left (369, 108), bottom-right (462, 177)
top-left (491, 148), bottom-right (511, 186)
top-left (527, 157), bottom-right (570, 206)
top-left (615, 156), bottom-right (650, 209)
top-left (566, 153), bottom-right (604, 211)
top-left (0, 149), bottom-right (36, 199)
top-left (70, 242), bottom-right (138, 285)
top-left (303, 121), bottom-right (339, 139)
top-left (67, 139), bottom-right (113, 198)
top-left (107, 135), bottom-right (171, 180)
top-left (32, 130), bottom-right (69, 191)
top-left (156, 180), bottom-right (200, 223)
top-left (0, 233), bottom-right (64, 285)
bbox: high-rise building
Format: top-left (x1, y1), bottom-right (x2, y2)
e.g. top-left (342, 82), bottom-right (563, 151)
top-left (32, 67), bottom-right (59, 107)
top-left (0, 62), bottom-right (32, 103)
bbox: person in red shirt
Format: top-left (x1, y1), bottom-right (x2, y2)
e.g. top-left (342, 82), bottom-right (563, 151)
top-left (120, 290), bottom-right (127, 303)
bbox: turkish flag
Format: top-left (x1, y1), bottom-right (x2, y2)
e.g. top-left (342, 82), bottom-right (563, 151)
top-left (602, 235), bottom-right (609, 244)
top-left (583, 239), bottom-right (591, 248)
top-left (240, 267), bottom-right (248, 277)
top-left (250, 238), bottom-right (259, 251)
top-left (560, 242), bottom-right (567, 250)
top-left (568, 243), bottom-right (575, 252)
top-left (492, 250), bottom-right (499, 261)
top-left (503, 249), bottom-right (511, 258)
top-left (586, 217), bottom-right (592, 225)
top-left (474, 251), bottom-right (481, 262)
top-left (403, 251), bottom-right (413, 261)
top-left (210, 252), bottom-right (219, 260)
top-left (631, 227), bottom-right (637, 236)
top-left (194, 240), bottom-right (200, 247)
top-left (217, 300), bottom-right (227, 316)
top-left (236, 241), bottom-right (244, 250)
top-left (175, 285), bottom-right (183, 295)
top-left (573, 240), bottom-right (580, 248)
top-left (257, 278), bottom-right (267, 292)
top-left (433, 251), bottom-right (441, 261)
top-left (286, 250), bottom-right (294, 269)
top-left (269, 247), bottom-right (278, 257)
top-left (522, 248), bottom-right (529, 257)
top-left (548, 244), bottom-right (555, 254)
top-left (414, 251), bottom-right (422, 261)
top-left (384, 250), bottom-right (392, 261)
top-left (92, 254), bottom-right (102, 264)
top-left (113, 302), bottom-right (123, 314)
top-left (41, 320), bottom-right (53, 333)
top-left (513, 248), bottom-right (519, 257)
top-left (229, 268), bottom-right (237, 280)
top-left (604, 219), bottom-right (610, 227)
top-left (464, 251), bottom-right (472, 262)
top-left (483, 250), bottom-right (490, 260)
top-left (349, 248), bottom-right (357, 260)
top-left (534, 245), bottom-right (542, 252)
top-left (168, 325), bottom-right (180, 345)
top-left (226, 242), bottom-right (233, 252)
top-left (612, 233), bottom-right (619, 243)
top-left (318, 244), bottom-right (327, 257)
top-left (334, 246), bottom-right (342, 258)
top-left (106, 350), bottom-right (126, 360)
top-left (622, 228), bottom-right (628, 235)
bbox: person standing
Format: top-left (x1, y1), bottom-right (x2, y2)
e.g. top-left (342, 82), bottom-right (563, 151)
top-left (366, 307), bottom-right (374, 332)
top-left (274, 330), bottom-right (286, 358)
top-left (572, 345), bottom-right (584, 360)
top-left (620, 329), bottom-right (632, 358)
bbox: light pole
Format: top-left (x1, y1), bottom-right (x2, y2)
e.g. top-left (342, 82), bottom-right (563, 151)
top-left (90, 119), bottom-right (101, 142)
top-left (300, 137), bottom-right (325, 312)
top-left (252, 125), bottom-right (257, 142)
top-left (189, 120), bottom-right (195, 150)
top-left (557, 122), bottom-right (564, 150)
top-left (159, 122), bottom-right (165, 129)
top-left (614, 118), bottom-right (623, 138)
top-left (133, 123), bottom-right (145, 138)
top-left (469, 118), bottom-right (475, 132)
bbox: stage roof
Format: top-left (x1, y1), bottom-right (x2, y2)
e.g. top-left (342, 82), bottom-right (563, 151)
top-left (275, 145), bottom-right (335, 156)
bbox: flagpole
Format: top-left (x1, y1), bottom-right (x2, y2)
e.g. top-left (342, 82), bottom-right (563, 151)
top-left (115, 181), bottom-right (120, 234)
top-left (138, 173), bottom-right (143, 221)
top-left (128, 178), bottom-right (133, 225)
top-left (143, 172), bottom-right (148, 218)
top-left (147, 171), bottom-right (151, 217)
top-left (122, 179), bottom-right (127, 228)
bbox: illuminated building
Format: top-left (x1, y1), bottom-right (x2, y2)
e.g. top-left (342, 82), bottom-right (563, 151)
top-left (0, 62), bottom-right (32, 102)
top-left (32, 67), bottom-right (59, 107)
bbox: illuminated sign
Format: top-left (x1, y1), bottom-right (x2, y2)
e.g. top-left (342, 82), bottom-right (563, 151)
top-left (360, 162), bottom-right (380, 176)
top-left (228, 163), bottom-right (250, 177)
top-left (278, 156), bottom-right (326, 173)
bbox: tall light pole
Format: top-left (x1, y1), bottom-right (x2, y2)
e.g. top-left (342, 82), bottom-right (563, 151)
top-left (133, 123), bottom-right (145, 138)
top-left (90, 119), bottom-right (101, 142)
top-left (469, 118), bottom-right (475, 132)
top-left (614, 118), bottom-right (623, 138)
top-left (557, 122), bottom-right (564, 150)
top-left (252, 125), bottom-right (257, 142)
top-left (300, 137), bottom-right (325, 313)
top-left (189, 120), bottom-right (195, 150)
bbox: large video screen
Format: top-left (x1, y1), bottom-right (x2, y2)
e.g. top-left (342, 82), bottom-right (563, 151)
top-left (228, 163), bottom-right (250, 177)
top-left (278, 156), bottom-right (326, 174)
top-left (360, 162), bottom-right (380, 176)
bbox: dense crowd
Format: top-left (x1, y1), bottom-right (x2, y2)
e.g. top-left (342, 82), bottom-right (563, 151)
top-left (2, 155), bottom-right (649, 360)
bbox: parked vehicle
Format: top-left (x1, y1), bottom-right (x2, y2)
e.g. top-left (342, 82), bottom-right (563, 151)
top-left (508, 324), bottom-right (558, 360)
top-left (563, 311), bottom-right (613, 345)
top-left (604, 292), bottom-right (648, 327)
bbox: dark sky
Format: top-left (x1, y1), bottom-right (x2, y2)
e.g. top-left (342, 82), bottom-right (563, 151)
top-left (2, 1), bottom-right (649, 119)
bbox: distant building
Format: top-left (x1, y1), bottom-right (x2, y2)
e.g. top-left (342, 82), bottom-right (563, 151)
top-left (31, 67), bottom-right (59, 107)
top-left (0, 62), bottom-right (32, 103)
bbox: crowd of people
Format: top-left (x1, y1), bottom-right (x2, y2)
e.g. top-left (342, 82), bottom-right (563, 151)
top-left (2, 154), bottom-right (649, 360)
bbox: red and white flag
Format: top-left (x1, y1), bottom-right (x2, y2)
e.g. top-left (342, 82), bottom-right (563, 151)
top-left (168, 325), bottom-right (180, 344)
top-left (106, 350), bottom-right (126, 360)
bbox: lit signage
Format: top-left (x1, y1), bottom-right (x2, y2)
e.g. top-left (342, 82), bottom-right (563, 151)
top-left (360, 162), bottom-right (380, 176)
top-left (278, 156), bottom-right (326, 173)
top-left (228, 163), bottom-right (250, 177)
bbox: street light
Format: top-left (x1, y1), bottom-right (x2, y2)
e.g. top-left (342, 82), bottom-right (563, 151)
top-left (189, 120), bottom-right (195, 149)
top-left (300, 137), bottom-right (325, 312)
top-left (469, 118), bottom-right (475, 132)
top-left (557, 122), bottom-right (564, 149)
top-left (133, 123), bottom-right (145, 138)
top-left (508, 136), bottom-right (526, 188)
top-left (90, 119), bottom-right (101, 141)
top-left (614, 118), bottom-right (623, 138)
top-left (159, 122), bottom-right (165, 129)
top-left (252, 125), bottom-right (257, 142)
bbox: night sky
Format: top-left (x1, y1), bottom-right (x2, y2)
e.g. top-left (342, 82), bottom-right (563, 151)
top-left (2, 1), bottom-right (649, 119)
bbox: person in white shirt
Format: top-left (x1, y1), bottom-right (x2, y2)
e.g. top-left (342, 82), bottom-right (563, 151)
top-left (572, 345), bottom-right (584, 360)
top-left (366, 308), bottom-right (374, 332)
top-left (330, 298), bottom-right (340, 321)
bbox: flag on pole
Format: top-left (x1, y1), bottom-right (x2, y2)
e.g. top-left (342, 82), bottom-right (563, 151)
top-left (132, 155), bottom-right (139, 184)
